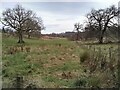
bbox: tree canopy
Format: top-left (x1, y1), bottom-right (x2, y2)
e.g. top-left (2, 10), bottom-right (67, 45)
top-left (1, 4), bottom-right (44, 43)
top-left (86, 5), bottom-right (118, 43)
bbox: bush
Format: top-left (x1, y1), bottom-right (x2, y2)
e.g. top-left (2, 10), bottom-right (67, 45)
top-left (88, 77), bottom-right (100, 87)
top-left (80, 51), bottom-right (89, 63)
top-left (74, 77), bottom-right (87, 87)
top-left (25, 83), bottom-right (38, 89)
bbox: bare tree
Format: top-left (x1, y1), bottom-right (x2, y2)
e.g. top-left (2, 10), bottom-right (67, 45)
top-left (74, 23), bottom-right (83, 41)
top-left (1, 5), bottom-right (37, 43)
top-left (86, 5), bottom-right (118, 43)
top-left (84, 22), bottom-right (102, 41)
top-left (23, 17), bottom-right (44, 38)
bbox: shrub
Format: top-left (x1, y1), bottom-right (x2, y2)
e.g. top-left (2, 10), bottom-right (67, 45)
top-left (25, 83), bottom-right (38, 89)
top-left (88, 76), bottom-right (100, 87)
top-left (80, 51), bottom-right (89, 63)
top-left (74, 77), bottom-right (87, 87)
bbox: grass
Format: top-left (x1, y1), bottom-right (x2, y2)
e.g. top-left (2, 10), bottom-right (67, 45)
top-left (2, 35), bottom-right (119, 88)
top-left (2, 36), bottom-right (85, 88)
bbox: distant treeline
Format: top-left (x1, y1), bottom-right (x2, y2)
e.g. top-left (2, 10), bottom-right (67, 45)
top-left (42, 25), bottom-right (118, 42)
top-left (1, 24), bottom-right (118, 43)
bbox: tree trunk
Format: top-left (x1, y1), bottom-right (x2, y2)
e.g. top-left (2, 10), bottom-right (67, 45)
top-left (99, 22), bottom-right (108, 44)
top-left (76, 30), bottom-right (79, 41)
top-left (28, 32), bottom-right (31, 39)
top-left (18, 30), bottom-right (24, 43)
top-left (99, 35), bottom-right (103, 44)
top-left (99, 30), bottom-right (105, 44)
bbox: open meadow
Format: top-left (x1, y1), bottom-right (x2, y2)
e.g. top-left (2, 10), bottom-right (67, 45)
top-left (2, 35), bottom-right (119, 88)
top-left (1, 2), bottom-right (119, 89)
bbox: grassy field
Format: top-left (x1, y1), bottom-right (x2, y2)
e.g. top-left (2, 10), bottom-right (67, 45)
top-left (2, 36), bottom-right (119, 88)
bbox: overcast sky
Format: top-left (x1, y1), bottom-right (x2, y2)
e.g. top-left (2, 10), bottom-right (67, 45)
top-left (0, 0), bottom-right (119, 34)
